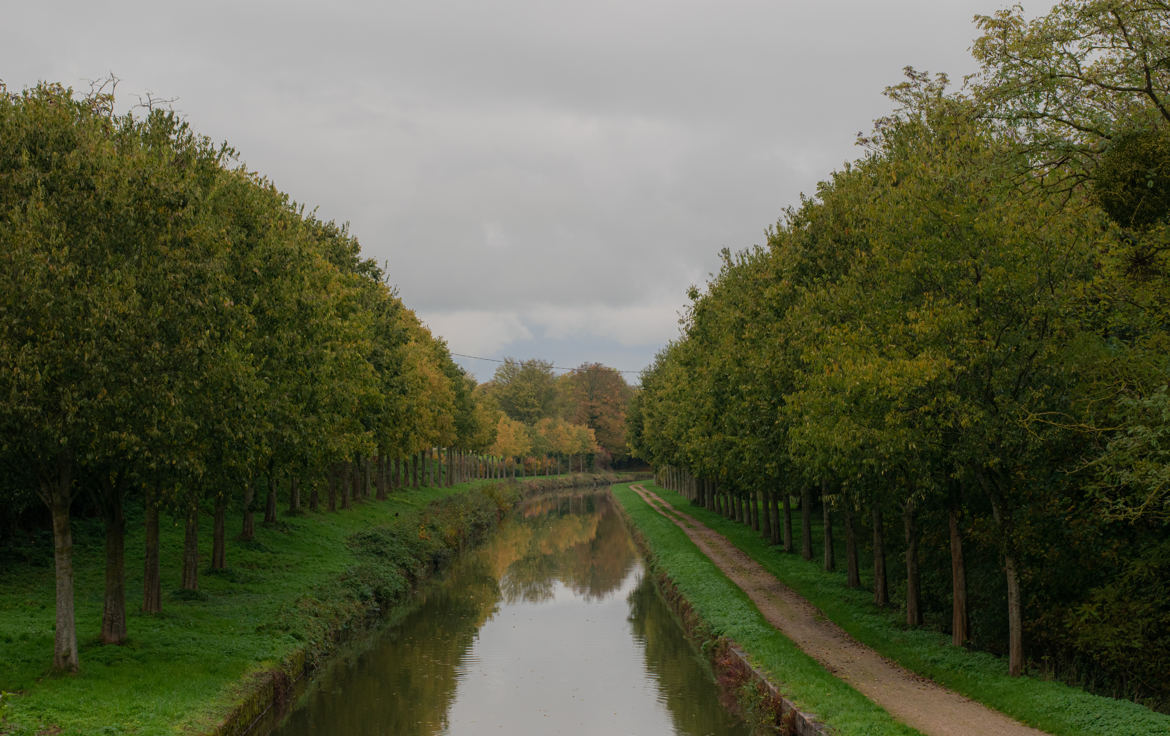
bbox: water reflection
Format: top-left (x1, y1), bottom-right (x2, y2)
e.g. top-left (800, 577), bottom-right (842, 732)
top-left (274, 490), bottom-right (749, 736)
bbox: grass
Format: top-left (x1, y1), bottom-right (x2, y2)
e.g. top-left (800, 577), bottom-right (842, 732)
top-left (612, 482), bottom-right (921, 736)
top-left (0, 477), bottom-right (531, 736)
top-left (626, 481), bottom-right (1170, 736)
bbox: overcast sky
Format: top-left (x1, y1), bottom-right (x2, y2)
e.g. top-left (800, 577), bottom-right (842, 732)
top-left (3, 0), bottom-right (1051, 382)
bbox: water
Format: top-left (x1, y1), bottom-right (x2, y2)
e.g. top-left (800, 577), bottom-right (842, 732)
top-left (273, 490), bottom-right (750, 736)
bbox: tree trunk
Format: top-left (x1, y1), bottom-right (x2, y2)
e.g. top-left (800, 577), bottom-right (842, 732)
top-left (769, 491), bottom-right (781, 545)
top-left (289, 476), bottom-right (301, 513)
top-left (376, 455), bottom-right (386, 500)
top-left (782, 493), bottom-right (793, 553)
top-left (340, 462), bottom-right (351, 509)
top-left (844, 505), bottom-right (860, 588)
top-left (987, 481), bottom-right (1024, 676)
top-left (822, 493), bottom-right (835, 572)
top-left (143, 488), bottom-right (162, 614)
top-left (801, 487), bottom-right (813, 561)
top-left (904, 499), bottom-right (922, 627)
top-left (949, 503), bottom-right (969, 646)
top-left (309, 480), bottom-right (319, 513)
top-left (40, 453), bottom-right (78, 672)
top-left (759, 489), bottom-right (771, 539)
top-left (264, 469), bottom-right (278, 524)
top-left (241, 480), bottom-right (255, 541)
top-left (212, 496), bottom-right (226, 571)
top-left (100, 474), bottom-right (127, 645)
top-left (182, 503), bottom-right (199, 591)
top-left (750, 491), bottom-right (760, 531)
top-left (327, 468), bottom-right (337, 512)
top-left (1003, 550), bottom-right (1024, 676)
top-left (872, 504), bottom-right (888, 607)
top-left (412, 452), bottom-right (420, 488)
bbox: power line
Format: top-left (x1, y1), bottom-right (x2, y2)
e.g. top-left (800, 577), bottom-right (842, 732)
top-left (449, 352), bottom-right (642, 375)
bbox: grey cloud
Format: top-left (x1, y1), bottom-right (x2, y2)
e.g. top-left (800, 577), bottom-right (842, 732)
top-left (3, 0), bottom-right (1053, 377)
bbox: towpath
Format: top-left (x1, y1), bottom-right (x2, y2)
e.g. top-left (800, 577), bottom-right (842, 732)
top-left (629, 483), bottom-right (1049, 736)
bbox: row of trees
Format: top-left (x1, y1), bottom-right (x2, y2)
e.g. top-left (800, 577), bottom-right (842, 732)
top-left (629, 0), bottom-right (1170, 705)
top-left (479, 358), bottom-right (636, 470)
top-left (0, 81), bottom-right (489, 672)
top-left (0, 82), bottom-right (628, 675)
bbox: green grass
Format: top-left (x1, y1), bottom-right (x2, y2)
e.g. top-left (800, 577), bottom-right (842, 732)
top-left (0, 478), bottom-right (521, 736)
top-left (612, 482), bottom-right (921, 736)
top-left (630, 482), bottom-right (1170, 736)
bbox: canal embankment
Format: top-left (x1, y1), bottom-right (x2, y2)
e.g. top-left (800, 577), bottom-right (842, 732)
top-left (613, 481), bottom-right (919, 736)
top-left (0, 473), bottom-right (629, 736)
top-left (616, 481), bottom-right (1170, 736)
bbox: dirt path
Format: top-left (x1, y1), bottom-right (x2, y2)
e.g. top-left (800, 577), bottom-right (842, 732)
top-left (629, 484), bottom-right (1050, 736)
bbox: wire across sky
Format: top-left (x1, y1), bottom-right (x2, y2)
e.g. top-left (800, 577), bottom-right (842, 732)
top-left (449, 352), bottom-right (642, 375)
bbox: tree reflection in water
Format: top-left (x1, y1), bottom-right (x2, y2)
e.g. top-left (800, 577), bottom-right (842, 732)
top-left (501, 492), bottom-right (637, 603)
top-left (274, 491), bottom-right (748, 736)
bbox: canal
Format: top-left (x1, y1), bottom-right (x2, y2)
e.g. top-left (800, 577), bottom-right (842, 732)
top-left (273, 489), bottom-right (750, 736)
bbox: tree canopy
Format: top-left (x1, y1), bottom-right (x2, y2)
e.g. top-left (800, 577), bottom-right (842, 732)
top-left (629, 0), bottom-right (1170, 702)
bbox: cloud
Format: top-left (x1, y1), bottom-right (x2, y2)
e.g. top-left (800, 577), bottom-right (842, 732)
top-left (2, 0), bottom-right (1056, 381)
top-left (525, 301), bottom-right (683, 348)
top-left (418, 310), bottom-right (533, 356)
top-left (420, 299), bottom-right (681, 358)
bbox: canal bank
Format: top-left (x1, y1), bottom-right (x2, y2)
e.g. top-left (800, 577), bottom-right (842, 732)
top-left (0, 474), bottom-right (629, 736)
top-left (615, 488), bottom-right (824, 736)
top-left (212, 473), bottom-right (637, 736)
top-left (612, 482), bottom-right (920, 736)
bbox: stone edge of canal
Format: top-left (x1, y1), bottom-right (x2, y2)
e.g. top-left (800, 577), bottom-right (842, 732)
top-left (202, 473), bottom-right (633, 736)
top-left (614, 483), bottom-right (827, 736)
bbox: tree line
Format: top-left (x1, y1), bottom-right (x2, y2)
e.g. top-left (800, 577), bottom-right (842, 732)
top-left (479, 358), bottom-right (635, 473)
top-left (627, 0), bottom-right (1170, 707)
top-left (0, 82), bottom-right (633, 675)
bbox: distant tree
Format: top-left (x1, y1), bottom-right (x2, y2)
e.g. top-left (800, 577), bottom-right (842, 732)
top-left (560, 363), bottom-right (634, 463)
top-left (488, 358), bottom-right (561, 424)
top-left (491, 415), bottom-right (531, 465)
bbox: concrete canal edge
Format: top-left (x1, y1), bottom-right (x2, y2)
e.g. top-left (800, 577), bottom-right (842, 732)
top-left (206, 473), bottom-right (637, 736)
top-left (616, 488), bottom-right (826, 736)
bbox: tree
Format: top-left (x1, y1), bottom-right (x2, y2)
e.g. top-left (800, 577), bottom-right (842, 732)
top-left (487, 358), bottom-right (561, 424)
top-left (973, 0), bottom-right (1170, 192)
top-left (560, 363), bottom-right (633, 464)
top-left (491, 415), bottom-right (531, 467)
top-left (0, 83), bottom-right (242, 663)
top-left (0, 84), bottom-right (174, 667)
top-left (976, 0), bottom-right (1170, 537)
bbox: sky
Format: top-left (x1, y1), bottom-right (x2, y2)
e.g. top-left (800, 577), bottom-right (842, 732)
top-left (3, 0), bottom-right (1052, 382)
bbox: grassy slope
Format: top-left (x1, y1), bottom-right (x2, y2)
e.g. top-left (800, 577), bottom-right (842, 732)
top-left (637, 482), bottom-right (1170, 736)
top-left (0, 481), bottom-right (489, 736)
top-left (612, 482), bottom-right (920, 736)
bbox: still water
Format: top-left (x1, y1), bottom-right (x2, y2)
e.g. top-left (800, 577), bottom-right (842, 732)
top-left (274, 490), bottom-right (750, 736)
